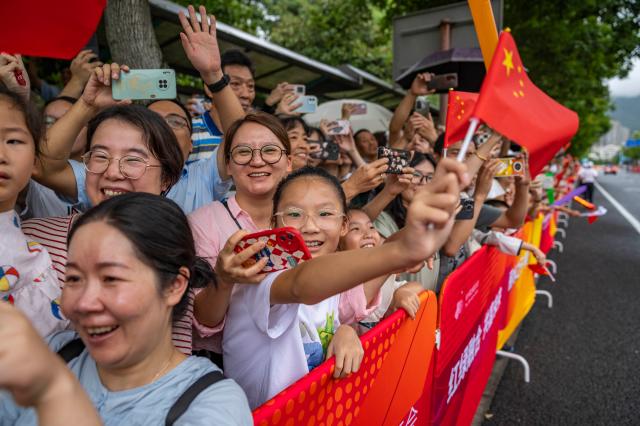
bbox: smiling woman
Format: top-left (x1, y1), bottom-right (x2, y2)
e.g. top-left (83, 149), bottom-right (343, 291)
top-left (0, 193), bottom-right (252, 425)
top-left (21, 105), bottom-right (196, 353)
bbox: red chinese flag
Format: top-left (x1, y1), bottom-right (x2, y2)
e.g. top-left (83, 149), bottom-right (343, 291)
top-left (0, 0), bottom-right (106, 59)
top-left (444, 91), bottom-right (478, 148)
top-left (472, 31), bottom-right (579, 177)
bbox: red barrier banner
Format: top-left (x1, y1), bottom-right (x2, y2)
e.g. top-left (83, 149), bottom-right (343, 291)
top-left (431, 247), bottom-right (509, 426)
top-left (497, 224), bottom-right (535, 350)
top-left (252, 291), bottom-right (438, 426)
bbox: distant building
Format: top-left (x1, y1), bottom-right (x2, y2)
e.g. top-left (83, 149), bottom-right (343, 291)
top-left (597, 120), bottom-right (630, 146)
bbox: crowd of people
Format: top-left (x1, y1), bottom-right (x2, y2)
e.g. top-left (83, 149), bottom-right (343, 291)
top-left (0, 5), bottom-right (584, 425)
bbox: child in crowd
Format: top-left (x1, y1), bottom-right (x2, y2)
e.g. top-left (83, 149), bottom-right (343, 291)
top-left (223, 160), bottom-right (466, 408)
top-left (0, 83), bottom-right (67, 336)
top-left (340, 209), bottom-right (423, 330)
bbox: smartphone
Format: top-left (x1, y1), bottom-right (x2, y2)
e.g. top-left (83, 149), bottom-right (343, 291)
top-left (345, 102), bottom-right (367, 115)
top-left (292, 95), bottom-right (317, 114)
top-left (495, 157), bottom-right (526, 178)
top-left (233, 227), bottom-right (311, 274)
top-left (427, 73), bottom-right (458, 92)
top-left (310, 140), bottom-right (340, 161)
top-left (415, 98), bottom-right (430, 116)
top-left (472, 125), bottom-right (494, 146)
top-left (377, 146), bottom-right (411, 174)
top-left (287, 84), bottom-right (306, 96)
top-left (326, 120), bottom-right (351, 136)
top-left (112, 69), bottom-right (177, 100)
top-left (455, 198), bottom-right (475, 220)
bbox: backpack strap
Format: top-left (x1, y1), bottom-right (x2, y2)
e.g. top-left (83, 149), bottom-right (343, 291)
top-left (165, 370), bottom-right (226, 426)
top-left (57, 338), bottom-right (85, 363)
top-left (221, 199), bottom-right (242, 230)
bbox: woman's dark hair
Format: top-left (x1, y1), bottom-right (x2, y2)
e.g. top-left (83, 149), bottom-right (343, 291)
top-left (272, 166), bottom-right (348, 217)
top-left (223, 112), bottom-right (291, 164)
top-left (385, 152), bottom-right (438, 228)
top-left (147, 98), bottom-right (193, 134)
top-left (86, 105), bottom-right (184, 191)
top-left (280, 115), bottom-right (309, 135)
top-left (0, 82), bottom-right (44, 156)
top-left (68, 193), bottom-right (216, 318)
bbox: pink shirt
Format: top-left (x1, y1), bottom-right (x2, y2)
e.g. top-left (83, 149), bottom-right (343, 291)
top-left (188, 195), bottom-right (260, 352)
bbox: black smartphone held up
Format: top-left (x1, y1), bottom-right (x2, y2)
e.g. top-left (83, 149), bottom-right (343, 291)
top-left (310, 140), bottom-right (340, 161)
top-left (427, 73), bottom-right (458, 93)
top-left (455, 197), bottom-right (475, 220)
top-left (377, 146), bottom-right (411, 174)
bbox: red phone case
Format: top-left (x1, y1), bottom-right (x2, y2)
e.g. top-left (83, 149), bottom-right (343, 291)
top-left (233, 227), bottom-right (312, 274)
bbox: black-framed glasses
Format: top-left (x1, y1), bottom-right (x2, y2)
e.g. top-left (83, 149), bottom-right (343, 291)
top-left (164, 114), bottom-right (190, 131)
top-left (229, 144), bottom-right (287, 165)
top-left (81, 150), bottom-right (162, 180)
top-left (412, 171), bottom-right (434, 185)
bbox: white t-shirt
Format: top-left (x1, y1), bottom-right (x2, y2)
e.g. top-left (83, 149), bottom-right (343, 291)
top-left (0, 209), bottom-right (68, 336)
top-left (223, 270), bottom-right (341, 408)
top-left (578, 167), bottom-right (598, 183)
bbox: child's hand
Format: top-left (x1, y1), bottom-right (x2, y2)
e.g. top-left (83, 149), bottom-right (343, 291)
top-left (391, 286), bottom-right (421, 319)
top-left (402, 158), bottom-right (468, 263)
top-left (533, 247), bottom-right (547, 265)
top-left (215, 230), bottom-right (269, 285)
top-left (326, 325), bottom-right (364, 378)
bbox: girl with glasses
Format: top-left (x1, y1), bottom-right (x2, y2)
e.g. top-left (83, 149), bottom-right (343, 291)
top-left (223, 162), bottom-right (466, 408)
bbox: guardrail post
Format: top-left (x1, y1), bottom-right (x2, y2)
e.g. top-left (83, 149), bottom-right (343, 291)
top-left (535, 290), bottom-right (553, 308)
top-left (553, 241), bottom-right (564, 253)
top-left (497, 350), bottom-right (531, 383)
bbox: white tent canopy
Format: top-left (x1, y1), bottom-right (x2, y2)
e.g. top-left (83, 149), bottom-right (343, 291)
top-left (303, 99), bottom-right (393, 134)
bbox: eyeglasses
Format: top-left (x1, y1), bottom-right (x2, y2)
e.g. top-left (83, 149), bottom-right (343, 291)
top-left (274, 207), bottom-right (345, 230)
top-left (230, 144), bottom-right (287, 165)
top-left (81, 150), bottom-right (162, 180)
top-left (164, 114), bottom-right (190, 131)
top-left (412, 171), bottom-right (434, 185)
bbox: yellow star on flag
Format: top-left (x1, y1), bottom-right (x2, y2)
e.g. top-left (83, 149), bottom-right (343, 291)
top-left (502, 48), bottom-right (514, 77)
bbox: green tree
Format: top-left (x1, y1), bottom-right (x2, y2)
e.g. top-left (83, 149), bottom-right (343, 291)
top-left (373, 0), bottom-right (640, 157)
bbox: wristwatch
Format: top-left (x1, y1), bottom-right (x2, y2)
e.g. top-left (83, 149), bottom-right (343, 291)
top-left (207, 74), bottom-right (230, 94)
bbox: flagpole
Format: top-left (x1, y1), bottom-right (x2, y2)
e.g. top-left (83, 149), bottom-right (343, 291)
top-left (456, 117), bottom-right (480, 162)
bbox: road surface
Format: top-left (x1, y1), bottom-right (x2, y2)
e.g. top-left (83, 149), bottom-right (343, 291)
top-left (483, 170), bottom-right (640, 425)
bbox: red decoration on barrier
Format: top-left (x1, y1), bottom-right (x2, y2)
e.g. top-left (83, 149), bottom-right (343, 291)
top-left (252, 292), bottom-right (438, 426)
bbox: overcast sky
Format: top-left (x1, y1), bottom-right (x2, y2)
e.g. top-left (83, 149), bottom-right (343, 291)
top-left (608, 58), bottom-right (640, 97)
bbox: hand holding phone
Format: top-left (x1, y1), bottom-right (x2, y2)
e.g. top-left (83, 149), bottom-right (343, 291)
top-left (309, 140), bottom-right (340, 161)
top-left (112, 69), bottom-right (177, 100)
top-left (233, 228), bottom-right (311, 274)
top-left (326, 120), bottom-right (351, 136)
top-left (377, 146), bottom-right (411, 174)
top-left (495, 157), bottom-right (525, 178)
top-left (292, 95), bottom-right (318, 114)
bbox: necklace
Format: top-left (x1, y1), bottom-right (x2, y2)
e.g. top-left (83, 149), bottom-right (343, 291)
top-left (150, 351), bottom-right (174, 383)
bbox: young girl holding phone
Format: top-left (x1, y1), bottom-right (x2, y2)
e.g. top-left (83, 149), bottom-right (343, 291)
top-left (0, 83), bottom-right (67, 336)
top-left (223, 161), bottom-right (467, 408)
